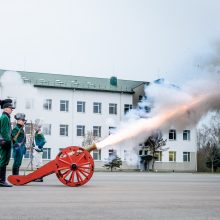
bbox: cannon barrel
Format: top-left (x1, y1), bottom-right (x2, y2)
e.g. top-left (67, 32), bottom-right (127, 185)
top-left (85, 143), bottom-right (98, 152)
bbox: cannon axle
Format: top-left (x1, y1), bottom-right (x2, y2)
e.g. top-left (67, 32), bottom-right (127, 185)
top-left (71, 163), bottom-right (78, 171)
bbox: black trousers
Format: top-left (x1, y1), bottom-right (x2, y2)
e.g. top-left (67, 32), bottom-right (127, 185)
top-left (0, 146), bottom-right (11, 168)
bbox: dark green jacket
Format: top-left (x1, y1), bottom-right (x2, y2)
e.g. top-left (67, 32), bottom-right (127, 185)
top-left (0, 112), bottom-right (11, 142)
top-left (35, 131), bottom-right (46, 149)
top-left (12, 124), bottom-right (26, 147)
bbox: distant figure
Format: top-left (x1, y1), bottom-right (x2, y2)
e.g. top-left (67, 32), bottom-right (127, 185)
top-left (0, 100), bottom-right (15, 187)
top-left (11, 113), bottom-right (27, 175)
top-left (33, 126), bottom-right (46, 182)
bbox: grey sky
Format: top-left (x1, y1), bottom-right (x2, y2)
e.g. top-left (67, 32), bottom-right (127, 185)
top-left (0, 0), bottom-right (220, 83)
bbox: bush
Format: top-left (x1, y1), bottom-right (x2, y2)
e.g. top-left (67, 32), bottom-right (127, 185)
top-left (103, 155), bottom-right (122, 171)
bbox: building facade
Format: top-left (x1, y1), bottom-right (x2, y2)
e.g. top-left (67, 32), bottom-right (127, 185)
top-left (0, 70), bottom-right (197, 171)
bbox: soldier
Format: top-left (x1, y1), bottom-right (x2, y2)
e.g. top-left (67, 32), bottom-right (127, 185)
top-left (11, 113), bottom-right (27, 175)
top-left (33, 126), bottom-right (46, 182)
top-left (0, 101), bottom-right (15, 187)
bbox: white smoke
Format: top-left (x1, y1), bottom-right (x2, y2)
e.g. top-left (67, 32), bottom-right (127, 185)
top-left (145, 70), bottom-right (220, 130)
top-left (96, 65), bottom-right (220, 165)
top-left (0, 71), bottom-right (45, 125)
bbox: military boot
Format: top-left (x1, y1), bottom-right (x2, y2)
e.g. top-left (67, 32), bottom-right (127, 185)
top-left (12, 167), bottom-right (19, 175)
top-left (0, 166), bottom-right (13, 187)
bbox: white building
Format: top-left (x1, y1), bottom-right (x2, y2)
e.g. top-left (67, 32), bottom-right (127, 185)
top-left (0, 70), bottom-right (197, 171)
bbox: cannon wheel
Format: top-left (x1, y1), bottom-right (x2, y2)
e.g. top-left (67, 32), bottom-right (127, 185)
top-left (54, 146), bottom-right (94, 187)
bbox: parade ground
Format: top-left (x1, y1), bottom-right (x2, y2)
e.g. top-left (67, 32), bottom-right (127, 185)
top-left (1, 172), bottom-right (220, 220)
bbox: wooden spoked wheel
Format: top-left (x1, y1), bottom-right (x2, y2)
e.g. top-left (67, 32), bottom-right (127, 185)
top-left (55, 146), bottom-right (94, 187)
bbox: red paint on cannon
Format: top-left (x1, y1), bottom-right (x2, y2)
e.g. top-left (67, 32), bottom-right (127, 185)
top-left (8, 146), bottom-right (96, 187)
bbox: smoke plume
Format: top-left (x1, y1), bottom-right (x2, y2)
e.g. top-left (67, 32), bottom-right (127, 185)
top-left (96, 70), bottom-right (220, 150)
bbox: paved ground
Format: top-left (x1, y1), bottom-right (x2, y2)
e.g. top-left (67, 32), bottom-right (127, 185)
top-left (0, 172), bottom-right (220, 220)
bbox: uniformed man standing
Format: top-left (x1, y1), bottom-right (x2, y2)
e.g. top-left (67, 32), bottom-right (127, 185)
top-left (32, 126), bottom-right (46, 182)
top-left (0, 101), bottom-right (15, 187)
top-left (11, 113), bottom-right (27, 175)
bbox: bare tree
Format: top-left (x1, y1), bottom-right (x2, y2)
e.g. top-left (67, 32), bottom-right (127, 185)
top-left (197, 111), bottom-right (220, 172)
top-left (103, 153), bottom-right (122, 172)
top-left (143, 130), bottom-right (167, 171)
top-left (205, 143), bottom-right (220, 173)
top-left (82, 130), bottom-right (98, 148)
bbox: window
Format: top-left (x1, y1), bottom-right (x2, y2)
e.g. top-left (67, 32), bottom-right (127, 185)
top-left (109, 127), bottom-right (116, 135)
top-left (77, 101), bottom-right (85, 113)
top-left (24, 134), bottom-right (33, 151)
top-left (93, 126), bottom-right (101, 137)
top-left (109, 149), bottom-right (117, 157)
top-left (43, 99), bottom-right (52, 110)
top-left (24, 149), bottom-right (31, 159)
top-left (124, 150), bottom-right (128, 161)
top-left (139, 149), bottom-right (148, 156)
top-left (60, 100), bottom-right (69, 112)
top-left (144, 106), bottom-right (151, 113)
top-left (25, 99), bottom-right (33, 109)
top-left (93, 149), bottom-right (101, 160)
top-left (93, 102), bottom-right (101, 113)
top-left (183, 130), bottom-right (190, 141)
top-left (183, 152), bottom-right (190, 162)
top-left (169, 151), bottom-right (176, 162)
top-left (42, 148), bottom-right (51, 159)
top-left (124, 104), bottom-right (132, 114)
top-left (154, 151), bottom-right (162, 161)
top-left (169, 129), bottom-right (176, 140)
top-left (60, 124), bottom-right (68, 136)
top-left (109, 103), bottom-right (117, 114)
top-left (24, 123), bottom-right (34, 134)
top-left (43, 124), bottom-right (51, 135)
top-left (77, 125), bottom-right (85, 136)
top-left (24, 148), bottom-right (51, 159)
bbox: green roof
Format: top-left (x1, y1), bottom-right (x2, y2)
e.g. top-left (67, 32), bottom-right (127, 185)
top-left (0, 69), bottom-right (148, 93)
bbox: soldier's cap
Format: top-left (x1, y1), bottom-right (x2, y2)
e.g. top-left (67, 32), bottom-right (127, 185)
top-left (36, 125), bottom-right (42, 131)
top-left (0, 99), bottom-right (13, 109)
top-left (3, 102), bottom-right (15, 109)
top-left (14, 113), bottom-right (26, 121)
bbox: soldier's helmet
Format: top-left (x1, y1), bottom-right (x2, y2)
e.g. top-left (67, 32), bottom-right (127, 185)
top-left (14, 113), bottom-right (26, 121)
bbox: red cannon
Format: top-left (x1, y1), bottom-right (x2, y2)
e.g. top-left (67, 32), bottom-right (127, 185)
top-left (8, 145), bottom-right (97, 187)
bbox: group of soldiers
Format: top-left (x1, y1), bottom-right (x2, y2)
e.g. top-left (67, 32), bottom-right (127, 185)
top-left (0, 99), bottom-right (46, 187)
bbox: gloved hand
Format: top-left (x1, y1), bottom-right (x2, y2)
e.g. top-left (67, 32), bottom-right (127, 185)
top-left (34, 146), bottom-right (43, 152)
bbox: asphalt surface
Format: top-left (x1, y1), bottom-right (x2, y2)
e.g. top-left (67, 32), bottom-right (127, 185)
top-left (0, 172), bottom-right (220, 220)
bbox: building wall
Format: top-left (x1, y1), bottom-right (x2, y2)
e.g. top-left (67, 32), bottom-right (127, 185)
top-left (25, 87), bottom-right (133, 159)
top-left (154, 152), bottom-right (197, 171)
top-left (1, 81), bottom-right (198, 172)
top-left (132, 83), bottom-right (146, 107)
top-left (163, 128), bottom-right (197, 162)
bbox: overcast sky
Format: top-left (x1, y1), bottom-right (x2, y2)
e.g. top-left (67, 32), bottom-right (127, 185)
top-left (0, 0), bottom-right (220, 83)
